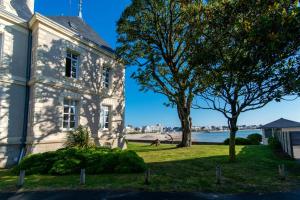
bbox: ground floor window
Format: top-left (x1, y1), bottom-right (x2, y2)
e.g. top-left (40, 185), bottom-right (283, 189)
top-left (63, 99), bottom-right (78, 130)
top-left (100, 105), bottom-right (111, 129)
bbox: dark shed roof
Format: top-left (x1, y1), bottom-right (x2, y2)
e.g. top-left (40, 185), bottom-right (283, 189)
top-left (46, 16), bottom-right (114, 53)
top-left (261, 118), bottom-right (300, 129)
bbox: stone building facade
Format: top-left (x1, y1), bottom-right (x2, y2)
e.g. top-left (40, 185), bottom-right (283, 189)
top-left (0, 0), bottom-right (125, 168)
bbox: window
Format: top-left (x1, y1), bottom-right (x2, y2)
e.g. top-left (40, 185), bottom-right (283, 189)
top-left (65, 51), bottom-right (79, 78)
top-left (63, 99), bottom-right (78, 130)
top-left (102, 67), bottom-right (110, 89)
top-left (100, 105), bottom-right (110, 129)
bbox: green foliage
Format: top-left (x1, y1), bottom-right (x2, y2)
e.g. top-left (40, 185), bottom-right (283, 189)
top-left (116, 0), bottom-right (204, 147)
top-left (247, 134), bottom-right (262, 145)
top-left (268, 137), bottom-right (281, 150)
top-left (65, 125), bottom-right (93, 149)
top-left (224, 138), bottom-right (252, 145)
top-left (193, 0), bottom-right (300, 160)
top-left (14, 148), bottom-right (146, 175)
top-left (49, 159), bottom-right (81, 175)
top-left (13, 152), bottom-right (58, 175)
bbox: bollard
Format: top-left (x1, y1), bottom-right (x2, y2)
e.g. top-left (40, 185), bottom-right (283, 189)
top-left (145, 168), bottom-right (151, 185)
top-left (80, 169), bottom-right (86, 185)
top-left (17, 170), bottom-right (25, 187)
top-left (216, 165), bottom-right (222, 184)
top-left (278, 164), bottom-right (286, 180)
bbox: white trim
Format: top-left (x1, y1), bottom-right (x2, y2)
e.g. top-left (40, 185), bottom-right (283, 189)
top-left (100, 104), bottom-right (112, 131)
top-left (29, 13), bottom-right (116, 59)
top-left (61, 97), bottom-right (79, 131)
top-left (65, 50), bottom-right (80, 79)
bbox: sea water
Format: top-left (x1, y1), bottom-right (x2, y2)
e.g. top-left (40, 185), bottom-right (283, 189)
top-left (192, 129), bottom-right (262, 143)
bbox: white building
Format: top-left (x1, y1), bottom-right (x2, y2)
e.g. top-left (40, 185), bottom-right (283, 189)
top-left (0, 0), bottom-right (125, 168)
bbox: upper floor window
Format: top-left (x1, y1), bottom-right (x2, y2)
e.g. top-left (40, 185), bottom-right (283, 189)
top-left (63, 99), bottom-right (78, 130)
top-left (100, 105), bottom-right (110, 129)
top-left (102, 67), bottom-right (110, 89)
top-left (65, 51), bottom-right (79, 79)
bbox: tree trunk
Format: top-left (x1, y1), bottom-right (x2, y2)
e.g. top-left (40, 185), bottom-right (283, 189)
top-left (177, 107), bottom-right (192, 147)
top-left (228, 118), bottom-right (238, 162)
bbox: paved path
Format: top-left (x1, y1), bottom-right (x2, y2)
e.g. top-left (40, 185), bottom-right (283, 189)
top-left (1, 190), bottom-right (300, 200)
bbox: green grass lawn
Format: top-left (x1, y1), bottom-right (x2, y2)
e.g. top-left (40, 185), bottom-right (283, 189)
top-left (1, 143), bottom-right (300, 193)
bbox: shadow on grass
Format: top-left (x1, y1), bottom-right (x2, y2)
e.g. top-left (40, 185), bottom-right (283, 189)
top-left (1, 145), bottom-right (300, 193)
top-left (133, 145), bottom-right (178, 153)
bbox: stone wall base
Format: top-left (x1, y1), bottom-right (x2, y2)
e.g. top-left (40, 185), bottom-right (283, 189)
top-left (0, 144), bottom-right (20, 168)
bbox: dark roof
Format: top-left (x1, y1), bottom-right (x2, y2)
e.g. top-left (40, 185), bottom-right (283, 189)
top-left (261, 118), bottom-right (300, 129)
top-left (47, 16), bottom-right (114, 53)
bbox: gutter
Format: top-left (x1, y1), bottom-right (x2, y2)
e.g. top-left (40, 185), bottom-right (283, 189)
top-left (18, 28), bottom-right (32, 164)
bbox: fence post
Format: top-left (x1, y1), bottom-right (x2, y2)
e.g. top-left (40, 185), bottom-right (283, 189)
top-left (80, 169), bottom-right (86, 185)
top-left (216, 165), bottom-right (222, 184)
top-left (278, 164), bottom-right (286, 180)
top-left (17, 170), bottom-right (25, 187)
top-left (145, 168), bottom-right (151, 185)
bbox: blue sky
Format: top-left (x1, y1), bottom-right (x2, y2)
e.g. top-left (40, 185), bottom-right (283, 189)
top-left (35, 0), bottom-right (300, 127)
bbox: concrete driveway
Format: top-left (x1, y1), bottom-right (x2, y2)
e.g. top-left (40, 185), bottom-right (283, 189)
top-left (1, 190), bottom-right (300, 200)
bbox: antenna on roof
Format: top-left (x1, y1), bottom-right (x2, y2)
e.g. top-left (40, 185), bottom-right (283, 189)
top-left (79, 0), bottom-right (83, 19)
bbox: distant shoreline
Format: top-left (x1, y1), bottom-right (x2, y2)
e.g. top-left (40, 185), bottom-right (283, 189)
top-left (125, 129), bottom-right (261, 143)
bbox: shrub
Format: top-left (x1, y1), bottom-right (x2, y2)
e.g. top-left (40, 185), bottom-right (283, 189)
top-left (268, 137), bottom-right (281, 150)
top-left (247, 133), bottom-right (262, 145)
top-left (49, 158), bottom-right (81, 175)
top-left (14, 147), bottom-right (146, 175)
top-left (65, 125), bottom-right (93, 148)
top-left (13, 151), bottom-right (58, 175)
top-left (224, 137), bottom-right (252, 145)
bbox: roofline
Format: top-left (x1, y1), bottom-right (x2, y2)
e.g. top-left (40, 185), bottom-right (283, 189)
top-left (261, 118), bottom-right (300, 129)
top-left (0, 6), bottom-right (28, 28)
top-left (29, 13), bottom-right (116, 58)
top-left (261, 126), bottom-right (300, 129)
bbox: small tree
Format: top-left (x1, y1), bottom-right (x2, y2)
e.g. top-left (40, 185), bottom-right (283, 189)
top-left (117, 0), bottom-right (203, 147)
top-left (193, 0), bottom-right (300, 161)
top-left (65, 125), bottom-right (93, 148)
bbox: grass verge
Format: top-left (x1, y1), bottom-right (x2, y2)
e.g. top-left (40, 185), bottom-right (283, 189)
top-left (1, 143), bottom-right (300, 193)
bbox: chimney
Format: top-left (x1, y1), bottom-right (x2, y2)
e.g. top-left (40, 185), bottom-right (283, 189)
top-left (26, 0), bottom-right (35, 15)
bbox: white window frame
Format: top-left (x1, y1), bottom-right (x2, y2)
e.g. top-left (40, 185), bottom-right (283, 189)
top-left (102, 67), bottom-right (110, 89)
top-left (65, 50), bottom-right (79, 79)
top-left (100, 105), bottom-right (111, 130)
top-left (62, 99), bottom-right (78, 131)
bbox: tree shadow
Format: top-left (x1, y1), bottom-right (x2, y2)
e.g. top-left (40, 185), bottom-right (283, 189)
top-left (140, 145), bottom-right (300, 192)
top-left (1, 19), bottom-right (125, 167)
top-left (26, 34), bottom-right (125, 153)
top-left (0, 23), bottom-right (29, 168)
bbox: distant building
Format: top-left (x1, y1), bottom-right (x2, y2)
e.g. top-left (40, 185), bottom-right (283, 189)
top-left (142, 124), bottom-right (163, 133)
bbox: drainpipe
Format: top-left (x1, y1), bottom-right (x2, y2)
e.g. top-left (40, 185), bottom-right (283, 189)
top-left (18, 28), bottom-right (32, 164)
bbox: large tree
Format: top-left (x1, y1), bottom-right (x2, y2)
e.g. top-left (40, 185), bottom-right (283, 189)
top-left (116, 0), bottom-right (203, 147)
top-left (193, 0), bottom-right (300, 161)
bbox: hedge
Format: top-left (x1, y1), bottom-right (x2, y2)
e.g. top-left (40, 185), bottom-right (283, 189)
top-left (13, 147), bottom-right (146, 175)
top-left (224, 133), bottom-right (263, 145)
top-left (224, 137), bottom-right (252, 145)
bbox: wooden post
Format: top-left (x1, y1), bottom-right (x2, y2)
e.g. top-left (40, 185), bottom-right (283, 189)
top-left (216, 165), bottom-right (222, 184)
top-left (145, 168), bottom-right (150, 185)
top-left (17, 170), bottom-right (25, 187)
top-left (80, 169), bottom-right (86, 185)
top-left (278, 164), bottom-right (286, 180)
